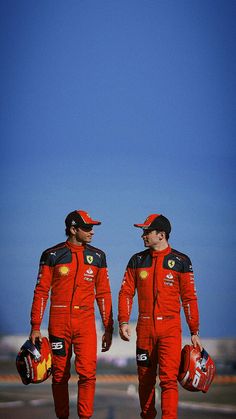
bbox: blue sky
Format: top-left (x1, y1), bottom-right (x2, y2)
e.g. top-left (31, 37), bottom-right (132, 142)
top-left (1, 0), bottom-right (235, 337)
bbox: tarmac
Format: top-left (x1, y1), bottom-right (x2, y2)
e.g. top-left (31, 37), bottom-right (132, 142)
top-left (1, 374), bottom-right (236, 419)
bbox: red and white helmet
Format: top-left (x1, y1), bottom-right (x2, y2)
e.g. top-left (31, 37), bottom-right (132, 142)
top-left (178, 345), bottom-right (216, 393)
top-left (16, 337), bottom-right (52, 385)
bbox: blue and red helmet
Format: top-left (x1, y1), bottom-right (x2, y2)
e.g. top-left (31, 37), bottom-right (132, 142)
top-left (16, 337), bottom-right (52, 385)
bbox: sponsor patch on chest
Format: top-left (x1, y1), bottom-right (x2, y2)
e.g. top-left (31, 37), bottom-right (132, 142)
top-left (163, 272), bottom-right (175, 286)
top-left (58, 266), bottom-right (70, 276)
top-left (139, 270), bottom-right (149, 280)
top-left (168, 260), bottom-right (175, 268)
top-left (84, 267), bottom-right (94, 282)
top-left (86, 255), bottom-right (94, 264)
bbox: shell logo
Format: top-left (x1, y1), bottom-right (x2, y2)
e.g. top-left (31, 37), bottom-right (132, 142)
top-left (139, 270), bottom-right (148, 280)
top-left (59, 266), bottom-right (69, 276)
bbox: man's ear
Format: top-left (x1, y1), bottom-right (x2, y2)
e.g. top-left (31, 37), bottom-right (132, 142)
top-left (157, 231), bottom-right (165, 240)
top-left (70, 226), bottom-right (77, 236)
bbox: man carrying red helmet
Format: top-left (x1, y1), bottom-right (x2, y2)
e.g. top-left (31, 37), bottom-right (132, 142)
top-left (118, 213), bottom-right (202, 419)
top-left (30, 210), bottom-right (113, 419)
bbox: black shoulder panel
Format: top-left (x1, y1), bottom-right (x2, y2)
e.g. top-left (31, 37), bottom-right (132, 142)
top-left (127, 250), bottom-right (152, 269)
top-left (40, 242), bottom-right (72, 267)
top-left (163, 248), bottom-right (193, 273)
top-left (84, 244), bottom-right (107, 268)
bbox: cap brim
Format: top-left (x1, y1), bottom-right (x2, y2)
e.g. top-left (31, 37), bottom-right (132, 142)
top-left (134, 223), bottom-right (148, 228)
top-left (90, 221), bottom-right (101, 225)
top-left (78, 221), bottom-right (101, 227)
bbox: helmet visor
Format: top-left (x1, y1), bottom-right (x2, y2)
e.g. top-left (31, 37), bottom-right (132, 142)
top-left (22, 340), bottom-right (41, 361)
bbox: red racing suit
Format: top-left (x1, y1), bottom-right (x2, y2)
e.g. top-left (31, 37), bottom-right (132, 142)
top-left (118, 245), bottom-right (199, 419)
top-left (31, 240), bottom-right (113, 419)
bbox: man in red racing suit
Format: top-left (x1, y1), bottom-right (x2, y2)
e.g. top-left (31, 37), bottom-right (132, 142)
top-left (118, 213), bottom-right (202, 419)
top-left (30, 210), bottom-right (113, 419)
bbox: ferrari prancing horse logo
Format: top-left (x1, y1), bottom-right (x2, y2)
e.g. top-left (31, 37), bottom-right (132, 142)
top-left (168, 260), bottom-right (175, 268)
top-left (86, 255), bottom-right (93, 264)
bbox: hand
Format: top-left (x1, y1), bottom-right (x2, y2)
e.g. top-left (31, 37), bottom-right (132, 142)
top-left (191, 334), bottom-right (203, 352)
top-left (29, 329), bottom-right (42, 345)
top-left (101, 331), bottom-right (112, 352)
top-left (119, 323), bottom-right (131, 341)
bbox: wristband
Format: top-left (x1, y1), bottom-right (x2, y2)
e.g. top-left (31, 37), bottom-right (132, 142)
top-left (191, 331), bottom-right (199, 336)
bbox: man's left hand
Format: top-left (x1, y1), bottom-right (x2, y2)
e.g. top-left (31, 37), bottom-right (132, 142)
top-left (101, 331), bottom-right (112, 352)
top-left (191, 334), bottom-right (203, 352)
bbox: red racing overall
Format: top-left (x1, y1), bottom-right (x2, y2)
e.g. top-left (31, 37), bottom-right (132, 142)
top-left (118, 245), bottom-right (199, 419)
top-left (31, 240), bottom-right (113, 418)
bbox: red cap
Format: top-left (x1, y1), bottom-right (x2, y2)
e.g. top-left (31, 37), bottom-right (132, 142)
top-left (134, 214), bottom-right (171, 234)
top-left (65, 210), bottom-right (101, 228)
top-left (134, 214), bottom-right (160, 228)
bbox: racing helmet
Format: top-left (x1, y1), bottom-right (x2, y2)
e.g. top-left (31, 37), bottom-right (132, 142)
top-left (16, 337), bottom-right (52, 385)
top-left (178, 344), bottom-right (216, 393)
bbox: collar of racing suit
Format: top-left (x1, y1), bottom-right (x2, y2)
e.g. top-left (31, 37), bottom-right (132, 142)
top-left (66, 240), bottom-right (85, 252)
top-left (150, 245), bottom-right (171, 258)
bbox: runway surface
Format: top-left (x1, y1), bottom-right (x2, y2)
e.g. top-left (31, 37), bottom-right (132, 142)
top-left (1, 378), bottom-right (236, 419)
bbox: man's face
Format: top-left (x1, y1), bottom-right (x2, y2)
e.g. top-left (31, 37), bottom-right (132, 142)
top-left (142, 229), bottom-right (160, 248)
top-left (74, 226), bottom-right (94, 244)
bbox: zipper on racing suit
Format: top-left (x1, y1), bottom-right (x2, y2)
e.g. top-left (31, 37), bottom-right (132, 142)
top-left (152, 257), bottom-right (159, 325)
top-left (70, 251), bottom-right (80, 313)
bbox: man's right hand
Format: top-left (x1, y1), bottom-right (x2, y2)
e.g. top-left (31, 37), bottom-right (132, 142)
top-left (119, 323), bottom-right (131, 341)
top-left (29, 329), bottom-right (42, 345)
